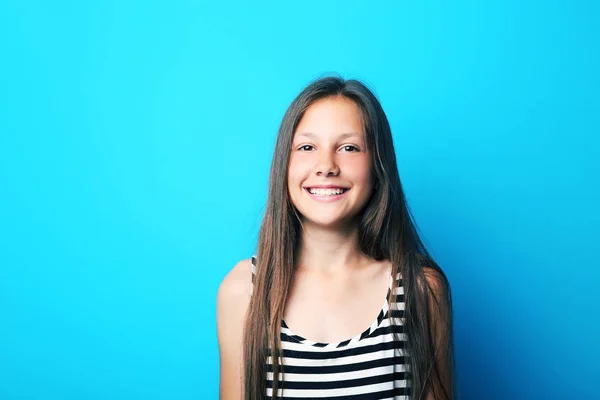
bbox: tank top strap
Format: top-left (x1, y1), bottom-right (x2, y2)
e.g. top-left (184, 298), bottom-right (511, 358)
top-left (250, 255), bottom-right (257, 295)
top-left (389, 271), bottom-right (405, 325)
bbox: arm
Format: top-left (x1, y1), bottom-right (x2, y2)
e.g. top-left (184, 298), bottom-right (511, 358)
top-left (216, 259), bottom-right (253, 400)
top-left (423, 267), bottom-right (454, 400)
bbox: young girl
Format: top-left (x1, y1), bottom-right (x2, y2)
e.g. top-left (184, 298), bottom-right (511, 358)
top-left (217, 76), bottom-right (454, 399)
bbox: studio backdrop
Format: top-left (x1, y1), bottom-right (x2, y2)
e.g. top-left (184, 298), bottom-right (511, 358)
top-left (0, 1), bottom-right (598, 399)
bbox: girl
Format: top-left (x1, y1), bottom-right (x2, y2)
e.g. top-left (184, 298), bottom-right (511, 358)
top-left (217, 76), bottom-right (454, 399)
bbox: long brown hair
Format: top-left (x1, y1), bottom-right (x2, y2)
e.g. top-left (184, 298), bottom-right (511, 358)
top-left (243, 76), bottom-right (454, 399)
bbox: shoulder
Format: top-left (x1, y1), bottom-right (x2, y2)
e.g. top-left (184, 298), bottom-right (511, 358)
top-left (216, 258), bottom-right (253, 343)
top-left (415, 266), bottom-right (452, 328)
top-left (216, 258), bottom-right (253, 398)
top-left (420, 267), bottom-right (454, 397)
top-left (420, 266), bottom-right (452, 337)
top-left (422, 267), bottom-right (450, 299)
top-left (217, 258), bottom-right (253, 317)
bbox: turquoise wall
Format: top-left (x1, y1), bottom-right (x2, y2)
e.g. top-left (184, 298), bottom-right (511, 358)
top-left (1, 1), bottom-right (598, 398)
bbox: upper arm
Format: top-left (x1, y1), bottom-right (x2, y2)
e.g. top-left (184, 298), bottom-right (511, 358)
top-left (216, 259), bottom-right (253, 400)
top-left (423, 267), bottom-right (454, 399)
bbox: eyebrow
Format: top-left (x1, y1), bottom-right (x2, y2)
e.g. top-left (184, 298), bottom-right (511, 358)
top-left (295, 132), bottom-right (363, 140)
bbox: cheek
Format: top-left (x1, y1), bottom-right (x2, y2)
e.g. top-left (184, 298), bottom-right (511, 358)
top-left (344, 158), bottom-right (372, 185)
top-left (287, 155), bottom-right (308, 186)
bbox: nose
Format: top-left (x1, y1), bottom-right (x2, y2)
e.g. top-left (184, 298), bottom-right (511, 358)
top-left (314, 151), bottom-right (339, 177)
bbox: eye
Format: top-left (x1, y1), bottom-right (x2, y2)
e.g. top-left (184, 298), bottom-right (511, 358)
top-left (298, 144), bottom-right (315, 151)
top-left (341, 145), bottom-right (360, 152)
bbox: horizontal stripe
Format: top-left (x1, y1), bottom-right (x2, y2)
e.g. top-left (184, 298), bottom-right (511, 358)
top-left (267, 348), bottom-right (407, 367)
top-left (279, 341), bottom-right (403, 360)
top-left (266, 355), bottom-right (409, 374)
top-left (267, 372), bottom-right (409, 390)
top-left (268, 367), bottom-right (409, 384)
top-left (267, 388), bottom-right (412, 400)
top-left (267, 387), bottom-right (411, 400)
top-left (393, 294), bottom-right (405, 302)
top-left (266, 380), bottom-right (410, 398)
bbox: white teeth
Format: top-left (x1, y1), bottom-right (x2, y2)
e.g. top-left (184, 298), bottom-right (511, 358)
top-left (308, 188), bottom-right (345, 196)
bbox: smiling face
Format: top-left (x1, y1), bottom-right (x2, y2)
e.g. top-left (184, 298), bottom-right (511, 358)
top-left (287, 95), bottom-right (373, 228)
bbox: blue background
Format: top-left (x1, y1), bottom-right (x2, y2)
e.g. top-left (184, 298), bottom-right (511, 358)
top-left (1, 1), bottom-right (598, 399)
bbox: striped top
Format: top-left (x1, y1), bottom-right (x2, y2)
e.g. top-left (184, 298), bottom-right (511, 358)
top-left (251, 256), bottom-right (411, 399)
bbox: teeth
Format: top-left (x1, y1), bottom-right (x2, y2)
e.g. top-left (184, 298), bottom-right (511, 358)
top-left (308, 188), bottom-right (346, 196)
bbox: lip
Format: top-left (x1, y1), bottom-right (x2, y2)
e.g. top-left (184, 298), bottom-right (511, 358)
top-left (303, 185), bottom-right (350, 189)
top-left (303, 187), bottom-right (351, 202)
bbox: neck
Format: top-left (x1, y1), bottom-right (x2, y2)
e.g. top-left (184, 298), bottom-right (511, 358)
top-left (296, 220), bottom-right (369, 274)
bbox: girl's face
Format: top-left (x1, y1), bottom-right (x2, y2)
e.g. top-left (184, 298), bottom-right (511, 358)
top-left (288, 96), bottom-right (373, 228)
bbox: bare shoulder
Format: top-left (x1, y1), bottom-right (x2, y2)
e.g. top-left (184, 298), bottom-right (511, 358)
top-left (217, 258), bottom-right (253, 322)
top-left (218, 258), bottom-right (253, 299)
top-left (216, 258), bottom-right (253, 399)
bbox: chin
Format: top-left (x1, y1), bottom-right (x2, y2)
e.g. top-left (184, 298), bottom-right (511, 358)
top-left (299, 212), bottom-right (357, 229)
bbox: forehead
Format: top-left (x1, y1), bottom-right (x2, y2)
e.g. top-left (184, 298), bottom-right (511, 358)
top-left (294, 96), bottom-right (364, 139)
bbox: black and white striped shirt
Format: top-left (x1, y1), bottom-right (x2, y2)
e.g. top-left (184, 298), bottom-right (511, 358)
top-left (251, 256), bottom-right (411, 399)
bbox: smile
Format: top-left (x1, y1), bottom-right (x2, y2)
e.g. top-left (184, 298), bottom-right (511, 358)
top-left (304, 187), bottom-right (350, 201)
